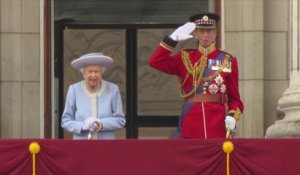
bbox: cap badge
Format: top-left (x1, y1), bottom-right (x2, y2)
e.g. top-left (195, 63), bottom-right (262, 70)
top-left (202, 15), bottom-right (209, 21)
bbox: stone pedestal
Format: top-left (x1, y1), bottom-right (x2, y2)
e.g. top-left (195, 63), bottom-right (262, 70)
top-left (266, 0), bottom-right (300, 138)
top-left (266, 79), bottom-right (300, 137)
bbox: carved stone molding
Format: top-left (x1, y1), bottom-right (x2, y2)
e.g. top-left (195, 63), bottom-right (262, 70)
top-left (266, 85), bottom-right (300, 137)
top-left (266, 120), bottom-right (300, 138)
top-left (277, 86), bottom-right (300, 112)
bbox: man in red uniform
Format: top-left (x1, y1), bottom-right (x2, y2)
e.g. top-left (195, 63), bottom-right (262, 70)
top-left (148, 12), bottom-right (244, 139)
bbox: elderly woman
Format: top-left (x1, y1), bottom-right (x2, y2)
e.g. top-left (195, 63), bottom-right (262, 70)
top-left (61, 53), bottom-right (126, 139)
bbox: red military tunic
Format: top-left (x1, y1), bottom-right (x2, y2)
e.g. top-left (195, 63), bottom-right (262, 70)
top-left (148, 36), bottom-right (244, 139)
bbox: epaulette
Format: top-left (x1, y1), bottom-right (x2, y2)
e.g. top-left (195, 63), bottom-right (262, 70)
top-left (219, 49), bottom-right (235, 58)
top-left (181, 48), bottom-right (198, 53)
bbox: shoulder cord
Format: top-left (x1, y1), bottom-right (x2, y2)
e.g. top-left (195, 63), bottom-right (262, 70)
top-left (180, 51), bottom-right (229, 98)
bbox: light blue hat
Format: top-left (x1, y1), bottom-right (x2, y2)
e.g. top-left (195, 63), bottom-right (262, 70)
top-left (71, 53), bottom-right (113, 70)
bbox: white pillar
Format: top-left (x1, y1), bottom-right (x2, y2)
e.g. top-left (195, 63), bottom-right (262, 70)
top-left (266, 0), bottom-right (300, 137)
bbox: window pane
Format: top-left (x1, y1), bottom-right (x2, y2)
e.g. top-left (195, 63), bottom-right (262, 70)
top-left (138, 127), bottom-right (177, 139)
top-left (137, 29), bottom-right (198, 116)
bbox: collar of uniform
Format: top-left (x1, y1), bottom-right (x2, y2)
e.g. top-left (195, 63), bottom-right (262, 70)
top-left (198, 43), bottom-right (216, 56)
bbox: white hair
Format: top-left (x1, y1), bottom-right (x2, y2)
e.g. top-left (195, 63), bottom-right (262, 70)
top-left (79, 65), bottom-right (106, 74)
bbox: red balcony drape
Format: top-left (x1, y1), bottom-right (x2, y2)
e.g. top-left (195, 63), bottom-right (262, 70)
top-left (0, 138), bottom-right (299, 175)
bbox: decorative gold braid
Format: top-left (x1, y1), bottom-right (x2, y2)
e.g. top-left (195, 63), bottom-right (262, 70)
top-left (180, 51), bottom-right (229, 98)
top-left (182, 51), bottom-right (195, 74)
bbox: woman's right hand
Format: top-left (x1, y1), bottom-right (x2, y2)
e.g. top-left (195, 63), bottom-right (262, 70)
top-left (170, 22), bottom-right (196, 41)
top-left (82, 117), bottom-right (96, 130)
top-left (82, 117), bottom-right (102, 133)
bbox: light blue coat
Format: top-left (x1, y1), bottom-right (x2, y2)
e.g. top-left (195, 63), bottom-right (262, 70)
top-left (61, 80), bottom-right (126, 139)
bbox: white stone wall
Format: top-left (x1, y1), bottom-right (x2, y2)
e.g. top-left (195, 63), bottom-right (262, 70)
top-left (224, 0), bottom-right (289, 137)
top-left (0, 0), bottom-right (41, 138)
top-left (225, 0), bottom-right (264, 137)
top-left (263, 0), bottom-right (289, 134)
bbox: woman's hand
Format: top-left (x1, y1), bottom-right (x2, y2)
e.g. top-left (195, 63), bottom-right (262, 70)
top-left (82, 117), bottom-right (102, 133)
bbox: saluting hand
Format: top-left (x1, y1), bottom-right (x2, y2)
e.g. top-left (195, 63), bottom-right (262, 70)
top-left (170, 22), bottom-right (196, 41)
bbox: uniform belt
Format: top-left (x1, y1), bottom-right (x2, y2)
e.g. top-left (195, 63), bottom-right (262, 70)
top-left (186, 94), bottom-right (228, 104)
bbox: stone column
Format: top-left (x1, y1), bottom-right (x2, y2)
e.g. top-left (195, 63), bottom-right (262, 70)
top-left (266, 0), bottom-right (300, 137)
